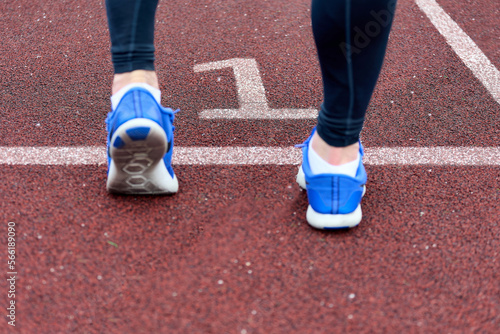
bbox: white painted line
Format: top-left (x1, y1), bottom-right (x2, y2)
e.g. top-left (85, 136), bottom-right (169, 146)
top-left (0, 147), bottom-right (106, 165)
top-left (196, 107), bottom-right (318, 119)
top-left (363, 147), bottom-right (499, 165)
top-left (175, 147), bottom-right (301, 165)
top-left (194, 58), bottom-right (318, 119)
top-left (416, 0), bottom-right (500, 104)
top-left (1, 146), bottom-right (499, 166)
top-left (194, 59), bottom-right (268, 104)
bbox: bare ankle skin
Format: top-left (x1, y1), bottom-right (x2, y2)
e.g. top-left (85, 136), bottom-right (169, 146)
top-left (112, 70), bottom-right (159, 95)
top-left (310, 131), bottom-right (359, 166)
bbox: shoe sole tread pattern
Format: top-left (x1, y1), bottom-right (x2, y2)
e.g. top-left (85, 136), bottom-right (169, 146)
top-left (107, 118), bottom-right (178, 195)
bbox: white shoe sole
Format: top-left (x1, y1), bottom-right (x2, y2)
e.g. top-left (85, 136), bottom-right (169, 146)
top-left (107, 118), bottom-right (178, 195)
top-left (296, 166), bottom-right (365, 229)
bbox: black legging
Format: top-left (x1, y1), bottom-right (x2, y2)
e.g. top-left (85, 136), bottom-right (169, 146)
top-left (105, 0), bottom-right (396, 147)
top-left (106, 0), bottom-right (158, 73)
top-left (312, 0), bottom-right (396, 146)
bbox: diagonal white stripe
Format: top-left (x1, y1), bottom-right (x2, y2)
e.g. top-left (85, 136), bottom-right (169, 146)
top-left (0, 146), bottom-right (498, 166)
top-left (415, 0), bottom-right (500, 104)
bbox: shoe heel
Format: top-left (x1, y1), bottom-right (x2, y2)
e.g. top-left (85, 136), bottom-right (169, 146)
top-left (306, 203), bottom-right (363, 229)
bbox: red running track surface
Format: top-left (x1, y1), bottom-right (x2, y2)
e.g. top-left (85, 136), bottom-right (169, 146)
top-left (0, 0), bottom-right (499, 333)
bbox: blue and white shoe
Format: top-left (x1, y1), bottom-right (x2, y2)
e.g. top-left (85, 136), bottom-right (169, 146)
top-left (296, 129), bottom-right (367, 229)
top-left (105, 87), bottom-right (178, 194)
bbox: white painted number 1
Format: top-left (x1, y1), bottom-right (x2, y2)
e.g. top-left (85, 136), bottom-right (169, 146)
top-left (193, 58), bottom-right (318, 119)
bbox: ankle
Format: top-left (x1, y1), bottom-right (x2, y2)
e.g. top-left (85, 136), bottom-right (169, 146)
top-left (310, 132), bottom-right (359, 166)
top-left (112, 70), bottom-right (159, 95)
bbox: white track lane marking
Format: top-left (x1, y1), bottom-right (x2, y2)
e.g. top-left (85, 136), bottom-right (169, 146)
top-left (0, 146), bottom-right (498, 165)
top-left (193, 58), bottom-right (318, 119)
top-left (416, 0), bottom-right (500, 104)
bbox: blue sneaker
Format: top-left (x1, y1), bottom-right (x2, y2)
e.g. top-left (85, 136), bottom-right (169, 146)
top-left (296, 129), bottom-right (367, 229)
top-left (105, 87), bottom-right (178, 194)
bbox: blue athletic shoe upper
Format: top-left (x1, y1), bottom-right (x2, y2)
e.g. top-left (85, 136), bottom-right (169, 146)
top-left (298, 129), bottom-right (367, 215)
top-left (105, 87), bottom-right (177, 178)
